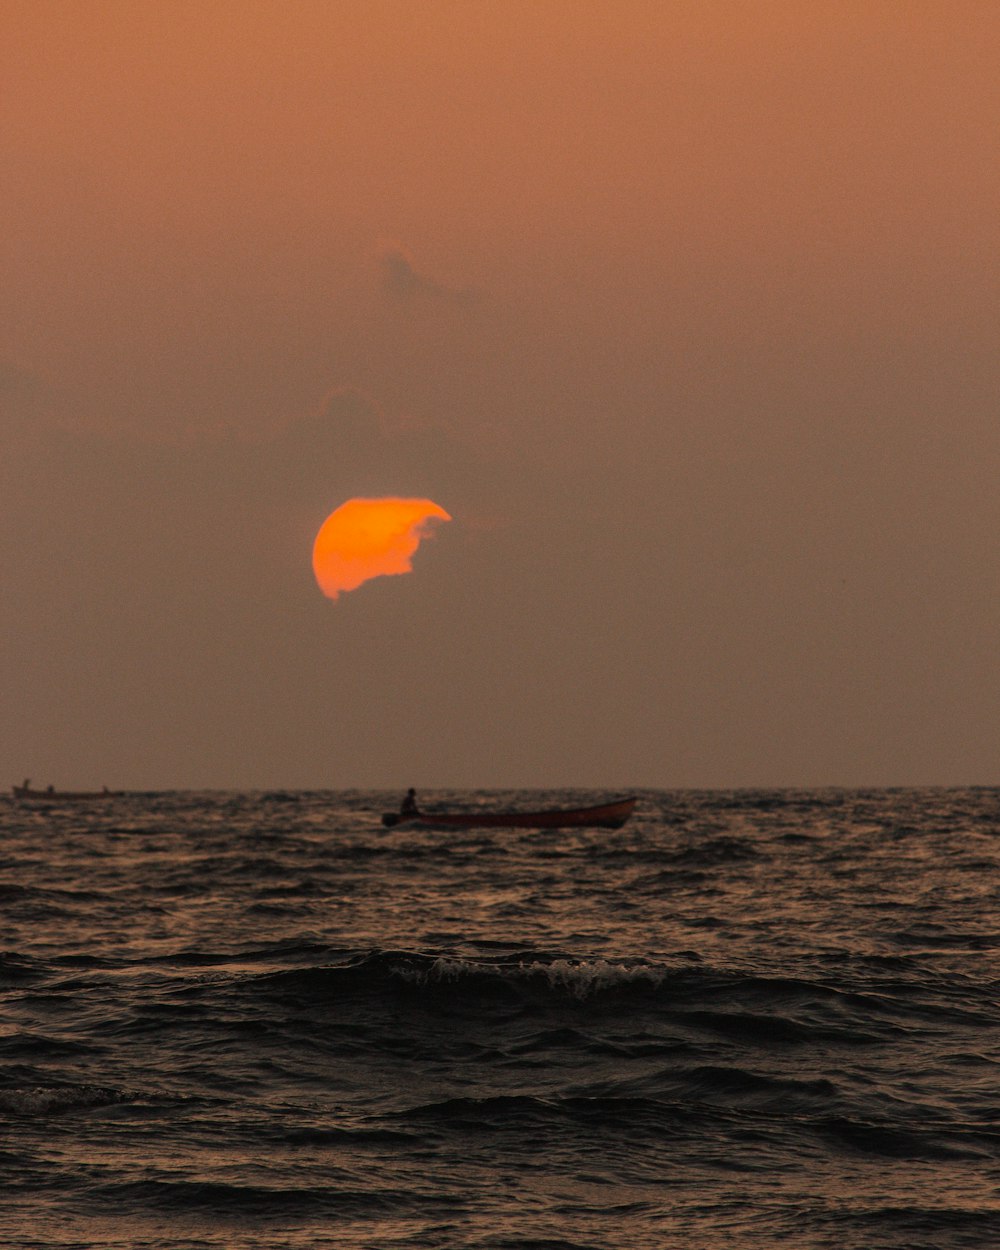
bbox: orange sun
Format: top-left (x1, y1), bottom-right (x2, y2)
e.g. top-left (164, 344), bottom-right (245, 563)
top-left (312, 497), bottom-right (452, 600)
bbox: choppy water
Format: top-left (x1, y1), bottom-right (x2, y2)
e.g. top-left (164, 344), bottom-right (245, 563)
top-left (1, 788), bottom-right (997, 1249)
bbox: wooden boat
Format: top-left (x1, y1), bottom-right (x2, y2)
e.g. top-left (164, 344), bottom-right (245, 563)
top-left (382, 795), bottom-right (636, 830)
top-left (12, 782), bottom-right (118, 802)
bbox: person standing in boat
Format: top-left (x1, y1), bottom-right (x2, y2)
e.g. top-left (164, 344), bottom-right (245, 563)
top-left (400, 788), bottom-right (418, 817)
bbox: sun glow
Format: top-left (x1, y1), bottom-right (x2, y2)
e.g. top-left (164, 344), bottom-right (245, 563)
top-left (312, 497), bottom-right (451, 600)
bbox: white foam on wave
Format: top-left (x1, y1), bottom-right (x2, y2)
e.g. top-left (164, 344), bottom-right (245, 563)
top-left (406, 956), bottom-right (668, 999)
top-left (530, 958), bottom-right (668, 997)
top-left (0, 1084), bottom-right (129, 1115)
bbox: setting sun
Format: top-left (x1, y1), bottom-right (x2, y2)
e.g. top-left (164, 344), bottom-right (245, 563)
top-left (312, 497), bottom-right (451, 600)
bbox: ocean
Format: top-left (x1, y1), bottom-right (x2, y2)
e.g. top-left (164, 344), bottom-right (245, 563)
top-left (1, 788), bottom-right (997, 1249)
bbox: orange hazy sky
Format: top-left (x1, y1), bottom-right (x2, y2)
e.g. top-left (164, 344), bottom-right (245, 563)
top-left (2, 2), bottom-right (999, 787)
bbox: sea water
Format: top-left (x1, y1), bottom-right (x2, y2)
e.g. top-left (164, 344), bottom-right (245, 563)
top-left (0, 788), bottom-right (997, 1249)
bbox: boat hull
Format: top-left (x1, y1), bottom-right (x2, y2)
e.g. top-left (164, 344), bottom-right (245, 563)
top-left (382, 796), bottom-right (636, 830)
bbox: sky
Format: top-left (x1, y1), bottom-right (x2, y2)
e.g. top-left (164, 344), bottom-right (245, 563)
top-left (2, 0), bottom-right (999, 790)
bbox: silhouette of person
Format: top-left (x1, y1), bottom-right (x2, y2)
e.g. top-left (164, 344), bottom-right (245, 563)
top-left (401, 788), bottom-right (418, 817)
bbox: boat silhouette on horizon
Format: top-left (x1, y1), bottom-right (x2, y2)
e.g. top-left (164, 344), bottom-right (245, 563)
top-left (382, 795), bottom-right (637, 830)
top-left (12, 780), bottom-right (119, 802)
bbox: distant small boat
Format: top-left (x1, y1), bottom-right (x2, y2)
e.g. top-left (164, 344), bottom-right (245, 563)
top-left (12, 781), bottom-right (118, 802)
top-left (382, 796), bottom-right (637, 830)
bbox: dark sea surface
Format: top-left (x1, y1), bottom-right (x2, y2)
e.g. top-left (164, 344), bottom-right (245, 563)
top-left (1, 788), bottom-right (998, 1249)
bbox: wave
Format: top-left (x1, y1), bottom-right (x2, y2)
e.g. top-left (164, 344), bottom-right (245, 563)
top-left (815, 1113), bottom-right (1000, 1162)
top-left (388, 1083), bottom-right (1000, 1173)
top-left (248, 950), bottom-right (680, 1010)
top-left (0, 1082), bottom-right (134, 1116)
top-left (86, 1176), bottom-right (467, 1219)
top-left (0, 951), bottom-right (49, 985)
top-left (813, 1202), bottom-right (1000, 1243)
top-left (471, 1240), bottom-right (606, 1250)
top-left (217, 947), bottom-right (986, 1045)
